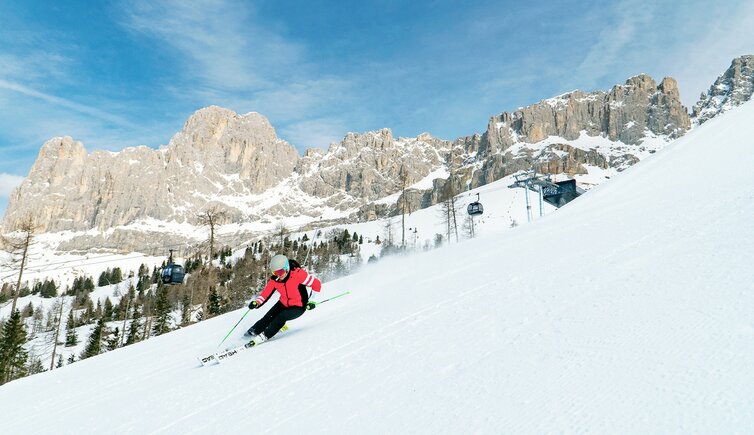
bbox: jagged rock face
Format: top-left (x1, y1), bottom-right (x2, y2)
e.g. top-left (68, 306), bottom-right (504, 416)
top-left (4, 137), bottom-right (170, 233)
top-left (9, 64), bottom-right (738, 250)
top-left (167, 106), bottom-right (299, 194)
top-left (479, 75), bottom-right (691, 157)
top-left (2, 107), bottom-right (301, 233)
top-left (693, 55), bottom-right (754, 124)
top-left (2, 108), bottom-right (451, 238)
top-left (299, 130), bottom-right (450, 203)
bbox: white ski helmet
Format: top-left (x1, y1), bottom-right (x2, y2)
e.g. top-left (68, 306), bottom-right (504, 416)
top-left (269, 254), bottom-right (289, 275)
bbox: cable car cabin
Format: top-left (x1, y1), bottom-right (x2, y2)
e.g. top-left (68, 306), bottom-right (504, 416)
top-left (542, 179), bottom-right (584, 208)
top-left (467, 201), bottom-right (484, 216)
top-left (161, 264), bottom-right (185, 285)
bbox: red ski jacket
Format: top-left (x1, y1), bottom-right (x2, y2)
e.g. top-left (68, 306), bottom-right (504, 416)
top-left (254, 267), bottom-right (322, 308)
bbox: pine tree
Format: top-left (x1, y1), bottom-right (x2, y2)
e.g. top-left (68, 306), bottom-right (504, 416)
top-left (103, 297), bottom-right (114, 321)
top-left (81, 317), bottom-right (105, 359)
top-left (67, 354), bottom-right (75, 364)
top-left (40, 280), bottom-right (57, 298)
top-left (83, 299), bottom-right (94, 324)
top-left (22, 302), bottom-right (34, 318)
top-left (125, 304), bottom-right (142, 345)
top-left (110, 267), bottom-right (123, 284)
top-left (98, 269), bottom-right (111, 287)
top-left (180, 294), bottom-right (192, 326)
top-left (207, 286), bottom-right (222, 317)
top-left (0, 310), bottom-right (29, 384)
top-left (106, 327), bottom-right (120, 351)
top-left (56, 354), bottom-right (63, 368)
top-left (151, 286), bottom-right (172, 336)
top-left (138, 263), bottom-right (148, 279)
top-left (65, 309), bottom-right (78, 347)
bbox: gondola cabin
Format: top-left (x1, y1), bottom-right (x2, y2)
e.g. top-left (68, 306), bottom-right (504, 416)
top-left (161, 264), bottom-right (185, 285)
top-left (467, 201), bottom-right (484, 216)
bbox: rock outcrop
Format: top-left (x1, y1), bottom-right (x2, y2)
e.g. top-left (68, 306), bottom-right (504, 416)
top-left (2, 108), bottom-right (451, 240)
top-left (15, 60), bottom-right (750, 253)
top-left (693, 55), bottom-right (754, 124)
top-left (475, 74), bottom-right (690, 158)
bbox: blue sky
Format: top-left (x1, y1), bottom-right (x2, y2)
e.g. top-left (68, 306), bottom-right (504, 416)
top-left (1, 0), bottom-right (754, 218)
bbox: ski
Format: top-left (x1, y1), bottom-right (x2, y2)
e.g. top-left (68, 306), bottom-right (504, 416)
top-left (198, 324), bottom-right (288, 367)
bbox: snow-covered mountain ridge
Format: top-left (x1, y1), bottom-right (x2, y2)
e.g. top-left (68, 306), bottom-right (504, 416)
top-left (693, 55), bottom-right (754, 124)
top-left (0, 94), bottom-right (752, 434)
top-left (2, 56), bottom-right (752, 257)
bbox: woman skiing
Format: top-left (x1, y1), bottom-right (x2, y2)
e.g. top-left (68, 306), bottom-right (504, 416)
top-left (245, 254), bottom-right (322, 345)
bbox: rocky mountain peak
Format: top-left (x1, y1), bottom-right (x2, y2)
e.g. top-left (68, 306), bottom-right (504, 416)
top-left (658, 76), bottom-right (679, 94)
top-left (3, 57), bottom-right (747, 252)
top-left (623, 73), bottom-right (656, 91)
top-left (336, 128), bottom-right (394, 154)
top-left (693, 55), bottom-right (754, 124)
top-left (476, 73), bottom-right (691, 158)
top-left (172, 106), bottom-right (280, 152)
top-left (28, 136), bottom-right (88, 185)
top-left (36, 136), bottom-right (87, 161)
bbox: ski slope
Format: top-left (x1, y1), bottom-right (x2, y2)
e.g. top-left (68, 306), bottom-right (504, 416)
top-left (1, 102), bottom-right (753, 433)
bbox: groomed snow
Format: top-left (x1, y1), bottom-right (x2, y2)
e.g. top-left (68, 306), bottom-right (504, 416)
top-left (0, 102), bottom-right (753, 433)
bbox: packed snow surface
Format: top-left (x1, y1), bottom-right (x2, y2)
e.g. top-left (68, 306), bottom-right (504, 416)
top-left (1, 102), bottom-right (754, 433)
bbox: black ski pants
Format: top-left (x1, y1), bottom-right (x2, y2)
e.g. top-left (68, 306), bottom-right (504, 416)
top-left (250, 302), bottom-right (305, 338)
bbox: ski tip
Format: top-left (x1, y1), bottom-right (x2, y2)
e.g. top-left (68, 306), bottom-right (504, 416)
top-left (198, 353), bottom-right (218, 367)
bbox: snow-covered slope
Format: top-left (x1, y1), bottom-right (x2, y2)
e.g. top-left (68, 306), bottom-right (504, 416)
top-left (1, 102), bottom-right (753, 433)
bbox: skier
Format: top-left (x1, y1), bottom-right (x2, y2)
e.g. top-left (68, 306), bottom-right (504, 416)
top-left (245, 254), bottom-right (322, 345)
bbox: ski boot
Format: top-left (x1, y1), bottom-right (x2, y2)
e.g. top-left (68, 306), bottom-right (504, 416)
top-left (248, 333), bottom-right (268, 347)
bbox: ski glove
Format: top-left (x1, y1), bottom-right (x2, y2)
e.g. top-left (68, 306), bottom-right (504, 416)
top-left (248, 300), bottom-right (259, 309)
top-left (306, 302), bottom-right (316, 310)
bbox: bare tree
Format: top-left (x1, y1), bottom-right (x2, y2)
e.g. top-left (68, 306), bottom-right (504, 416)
top-left (399, 169), bottom-right (408, 248)
top-left (383, 218), bottom-right (395, 247)
top-left (437, 148), bottom-right (460, 243)
top-left (49, 297), bottom-right (65, 371)
top-left (1, 214), bottom-right (38, 313)
top-left (438, 186), bottom-right (460, 244)
top-left (274, 221), bottom-right (289, 248)
top-left (463, 214), bottom-right (476, 239)
top-left (119, 288), bottom-right (132, 347)
top-left (197, 205), bottom-right (227, 265)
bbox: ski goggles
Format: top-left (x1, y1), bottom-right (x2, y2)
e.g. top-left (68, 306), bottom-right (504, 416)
top-left (272, 268), bottom-right (288, 277)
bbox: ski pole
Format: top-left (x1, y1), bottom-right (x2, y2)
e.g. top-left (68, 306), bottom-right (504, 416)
top-left (218, 308), bottom-right (251, 348)
top-left (313, 291), bottom-right (351, 306)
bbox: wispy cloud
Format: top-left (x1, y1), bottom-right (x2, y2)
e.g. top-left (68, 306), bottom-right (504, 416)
top-left (663, 1), bottom-right (754, 107)
top-left (0, 173), bottom-right (24, 197)
top-left (118, 0), bottom-right (355, 149)
top-left (573, 0), bottom-right (657, 89)
top-left (0, 79), bottom-right (135, 127)
top-left (122, 0), bottom-right (286, 91)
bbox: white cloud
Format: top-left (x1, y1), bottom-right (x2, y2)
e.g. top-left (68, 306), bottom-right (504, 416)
top-left (663, 1), bottom-right (754, 107)
top-left (574, 0), bottom-right (656, 89)
top-left (121, 1), bottom-right (305, 92)
top-left (118, 0), bottom-right (355, 146)
top-left (0, 173), bottom-right (24, 197)
top-left (0, 79), bottom-right (135, 127)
